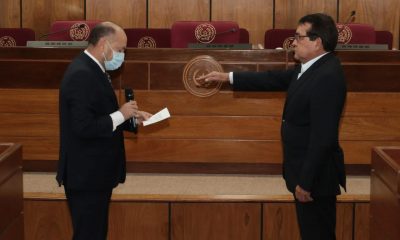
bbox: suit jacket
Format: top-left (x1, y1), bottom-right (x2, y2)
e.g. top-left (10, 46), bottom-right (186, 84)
top-left (233, 52), bottom-right (346, 196)
top-left (56, 52), bottom-right (126, 190)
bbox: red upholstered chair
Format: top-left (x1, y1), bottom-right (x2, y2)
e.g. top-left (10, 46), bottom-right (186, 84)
top-left (124, 28), bottom-right (171, 48)
top-left (264, 29), bottom-right (296, 49)
top-left (0, 28), bottom-right (35, 47)
top-left (375, 30), bottom-right (393, 49)
top-left (171, 21), bottom-right (240, 48)
top-left (336, 23), bottom-right (375, 44)
top-left (239, 28), bottom-right (249, 43)
top-left (47, 20), bottom-right (101, 41)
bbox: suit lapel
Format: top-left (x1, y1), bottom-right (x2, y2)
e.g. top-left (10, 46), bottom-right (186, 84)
top-left (286, 53), bottom-right (333, 100)
top-left (81, 53), bottom-right (119, 109)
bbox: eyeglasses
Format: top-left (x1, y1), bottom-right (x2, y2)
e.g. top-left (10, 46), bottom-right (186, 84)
top-left (294, 33), bottom-right (310, 41)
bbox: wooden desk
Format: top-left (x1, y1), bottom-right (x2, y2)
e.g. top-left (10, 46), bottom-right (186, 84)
top-left (371, 147), bottom-right (400, 240)
top-left (0, 48), bottom-right (399, 174)
top-left (0, 143), bottom-right (23, 240)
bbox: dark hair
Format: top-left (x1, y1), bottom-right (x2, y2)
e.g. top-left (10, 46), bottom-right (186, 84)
top-left (298, 13), bottom-right (338, 51)
top-left (87, 24), bottom-right (116, 46)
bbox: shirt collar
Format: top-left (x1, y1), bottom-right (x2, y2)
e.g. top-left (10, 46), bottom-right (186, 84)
top-left (300, 52), bottom-right (329, 74)
top-left (84, 49), bottom-right (106, 73)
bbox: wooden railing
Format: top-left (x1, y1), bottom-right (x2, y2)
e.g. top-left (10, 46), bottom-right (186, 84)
top-left (0, 143), bottom-right (23, 240)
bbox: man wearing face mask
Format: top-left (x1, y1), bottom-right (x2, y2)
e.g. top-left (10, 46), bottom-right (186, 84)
top-left (57, 22), bottom-right (152, 240)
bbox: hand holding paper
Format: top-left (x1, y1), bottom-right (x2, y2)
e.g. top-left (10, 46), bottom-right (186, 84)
top-left (143, 108), bottom-right (171, 126)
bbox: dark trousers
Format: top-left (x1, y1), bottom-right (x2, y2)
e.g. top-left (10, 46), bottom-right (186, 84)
top-left (64, 187), bottom-right (113, 240)
top-left (295, 195), bottom-right (337, 240)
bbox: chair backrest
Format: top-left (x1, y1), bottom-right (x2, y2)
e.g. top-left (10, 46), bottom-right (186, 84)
top-left (337, 23), bottom-right (375, 44)
top-left (239, 28), bottom-right (250, 43)
top-left (171, 21), bottom-right (240, 48)
top-left (124, 28), bottom-right (171, 48)
top-left (0, 28), bottom-right (35, 47)
top-left (47, 20), bottom-right (101, 41)
top-left (264, 29), bottom-right (296, 49)
top-left (375, 30), bottom-right (393, 49)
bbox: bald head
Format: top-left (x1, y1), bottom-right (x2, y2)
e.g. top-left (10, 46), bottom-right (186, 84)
top-left (88, 21), bottom-right (125, 46)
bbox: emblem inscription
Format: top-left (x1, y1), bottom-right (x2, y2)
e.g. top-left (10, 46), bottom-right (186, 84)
top-left (336, 24), bottom-right (352, 44)
top-left (138, 36), bottom-right (157, 48)
top-left (283, 37), bottom-right (295, 50)
top-left (0, 36), bottom-right (17, 47)
top-left (69, 23), bottom-right (90, 41)
top-left (183, 55), bottom-right (223, 97)
top-left (195, 24), bottom-right (216, 43)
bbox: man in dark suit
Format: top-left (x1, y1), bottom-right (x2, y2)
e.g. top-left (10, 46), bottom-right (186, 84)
top-left (57, 22), bottom-right (151, 240)
top-left (197, 13), bottom-right (346, 239)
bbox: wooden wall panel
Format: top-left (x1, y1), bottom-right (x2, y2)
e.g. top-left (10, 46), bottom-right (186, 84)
top-left (171, 203), bottom-right (261, 240)
top-left (354, 203), bottom-right (370, 240)
top-left (125, 139), bottom-right (282, 163)
top-left (0, 137), bottom-right (59, 161)
top-left (263, 203), bottom-right (301, 240)
top-left (211, 0), bottom-right (273, 45)
top-left (0, 0), bottom-right (20, 28)
top-left (108, 202), bottom-right (169, 240)
top-left (336, 203), bottom-right (353, 240)
top-left (2, 136), bottom-right (400, 166)
top-left (24, 200), bottom-right (73, 240)
top-left (2, 90), bottom-right (399, 117)
top-left (86, 0), bottom-right (146, 28)
top-left (263, 203), bottom-right (354, 240)
top-left (22, 0), bottom-right (84, 39)
top-left (4, 114), bottom-right (395, 141)
top-left (148, 0), bottom-right (210, 28)
top-left (339, 0), bottom-right (400, 49)
top-left (275, 0), bottom-right (338, 28)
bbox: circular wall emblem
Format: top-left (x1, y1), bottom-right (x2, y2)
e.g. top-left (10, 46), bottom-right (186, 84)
top-left (0, 36), bottom-right (17, 47)
top-left (138, 36), bottom-right (157, 48)
top-left (183, 55), bottom-right (223, 97)
top-left (195, 23), bottom-right (216, 43)
top-left (283, 37), bottom-right (295, 50)
top-left (69, 23), bottom-right (90, 41)
top-left (336, 24), bottom-right (352, 44)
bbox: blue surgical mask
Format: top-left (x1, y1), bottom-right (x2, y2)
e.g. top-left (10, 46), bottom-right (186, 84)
top-left (103, 41), bottom-right (125, 71)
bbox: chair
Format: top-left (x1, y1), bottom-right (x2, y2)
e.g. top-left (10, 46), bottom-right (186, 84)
top-left (124, 28), bottom-right (171, 48)
top-left (47, 20), bottom-right (101, 41)
top-left (171, 21), bottom-right (240, 48)
top-left (239, 28), bottom-right (249, 43)
top-left (0, 28), bottom-right (35, 47)
top-left (336, 23), bottom-right (375, 44)
top-left (375, 30), bottom-right (393, 49)
top-left (264, 29), bottom-right (296, 49)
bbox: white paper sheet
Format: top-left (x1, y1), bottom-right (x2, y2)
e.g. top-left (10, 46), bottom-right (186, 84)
top-left (143, 108), bottom-right (171, 126)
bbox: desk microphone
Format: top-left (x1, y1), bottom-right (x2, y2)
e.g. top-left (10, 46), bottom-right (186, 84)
top-left (338, 11), bottom-right (356, 34)
top-left (39, 24), bottom-right (86, 40)
top-left (216, 28), bottom-right (237, 35)
top-left (124, 88), bottom-right (138, 134)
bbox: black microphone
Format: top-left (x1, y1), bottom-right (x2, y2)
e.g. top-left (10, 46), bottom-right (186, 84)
top-left (216, 28), bottom-right (237, 35)
top-left (39, 24), bottom-right (86, 40)
top-left (338, 11), bottom-right (356, 34)
top-left (124, 88), bottom-right (138, 134)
